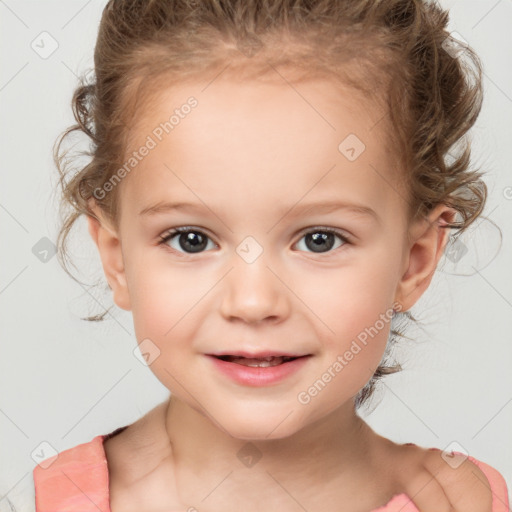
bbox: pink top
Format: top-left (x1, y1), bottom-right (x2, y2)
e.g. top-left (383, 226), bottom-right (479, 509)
top-left (33, 429), bottom-right (509, 512)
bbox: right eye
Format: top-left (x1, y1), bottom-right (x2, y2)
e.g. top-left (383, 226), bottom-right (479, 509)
top-left (158, 227), bottom-right (217, 254)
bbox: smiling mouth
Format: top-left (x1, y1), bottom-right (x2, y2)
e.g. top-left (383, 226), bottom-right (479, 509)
top-left (213, 355), bottom-right (306, 367)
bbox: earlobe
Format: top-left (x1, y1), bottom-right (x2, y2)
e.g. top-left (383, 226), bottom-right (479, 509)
top-left (86, 211), bottom-right (132, 311)
top-left (394, 204), bottom-right (456, 312)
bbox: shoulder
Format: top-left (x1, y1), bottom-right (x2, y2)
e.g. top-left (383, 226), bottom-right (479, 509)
top-left (392, 442), bottom-right (509, 512)
top-left (32, 434), bottom-right (110, 511)
top-left (104, 402), bottom-right (183, 511)
top-left (465, 454), bottom-right (510, 511)
top-left (104, 402), bottom-right (173, 486)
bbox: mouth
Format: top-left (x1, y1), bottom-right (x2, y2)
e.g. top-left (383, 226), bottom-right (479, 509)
top-left (207, 354), bottom-right (310, 367)
top-left (205, 352), bottom-right (312, 386)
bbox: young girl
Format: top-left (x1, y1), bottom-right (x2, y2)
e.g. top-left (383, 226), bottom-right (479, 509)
top-left (29, 0), bottom-right (508, 511)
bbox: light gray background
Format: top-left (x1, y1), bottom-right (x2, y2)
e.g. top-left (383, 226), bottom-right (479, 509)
top-left (1, 0), bottom-right (511, 505)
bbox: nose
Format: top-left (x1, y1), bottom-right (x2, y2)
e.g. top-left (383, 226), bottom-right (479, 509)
top-left (219, 251), bottom-right (290, 325)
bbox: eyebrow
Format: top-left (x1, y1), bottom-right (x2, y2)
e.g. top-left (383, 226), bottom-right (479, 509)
top-left (139, 200), bottom-right (380, 223)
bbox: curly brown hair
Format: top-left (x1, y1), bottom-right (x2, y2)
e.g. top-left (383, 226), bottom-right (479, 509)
top-left (54, 0), bottom-right (493, 410)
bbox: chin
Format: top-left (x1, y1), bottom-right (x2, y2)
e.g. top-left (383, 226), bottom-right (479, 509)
top-left (215, 407), bottom-right (305, 441)
top-left (228, 424), bottom-right (297, 442)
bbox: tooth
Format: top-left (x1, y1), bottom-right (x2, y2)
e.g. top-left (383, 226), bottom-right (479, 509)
top-left (231, 356), bottom-right (285, 367)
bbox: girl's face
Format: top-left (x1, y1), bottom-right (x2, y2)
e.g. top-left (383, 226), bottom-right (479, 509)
top-left (103, 74), bottom-right (416, 439)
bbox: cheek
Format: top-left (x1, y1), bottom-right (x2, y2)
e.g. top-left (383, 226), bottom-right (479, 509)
top-left (300, 259), bottom-right (397, 337)
top-left (126, 256), bottom-right (204, 342)
top-left (299, 262), bottom-right (396, 384)
top-left (301, 300), bottom-right (393, 411)
top-left (127, 265), bottom-right (206, 386)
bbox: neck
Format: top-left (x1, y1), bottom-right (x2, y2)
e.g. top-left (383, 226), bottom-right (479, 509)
top-left (163, 394), bottom-right (383, 507)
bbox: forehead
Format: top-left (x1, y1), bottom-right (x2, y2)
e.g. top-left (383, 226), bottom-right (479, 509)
top-left (120, 74), bottom-right (403, 219)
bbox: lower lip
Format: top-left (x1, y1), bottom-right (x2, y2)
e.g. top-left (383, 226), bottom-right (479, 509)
top-left (205, 355), bottom-right (312, 386)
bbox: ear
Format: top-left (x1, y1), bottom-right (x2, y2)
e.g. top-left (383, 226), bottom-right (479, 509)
top-left (394, 203), bottom-right (456, 312)
top-left (86, 202), bottom-right (131, 311)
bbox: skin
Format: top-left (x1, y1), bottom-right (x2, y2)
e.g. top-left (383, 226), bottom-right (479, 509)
top-left (87, 71), bottom-right (493, 511)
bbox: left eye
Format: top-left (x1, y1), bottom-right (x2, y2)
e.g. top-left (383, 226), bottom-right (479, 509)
top-left (158, 227), bottom-right (349, 255)
top-left (294, 228), bottom-right (349, 254)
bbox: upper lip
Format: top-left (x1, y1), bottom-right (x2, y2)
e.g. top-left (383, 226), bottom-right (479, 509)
top-left (207, 351), bottom-right (309, 358)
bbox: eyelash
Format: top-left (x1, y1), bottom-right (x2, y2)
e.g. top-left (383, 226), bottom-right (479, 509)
top-left (157, 226), bottom-right (352, 256)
